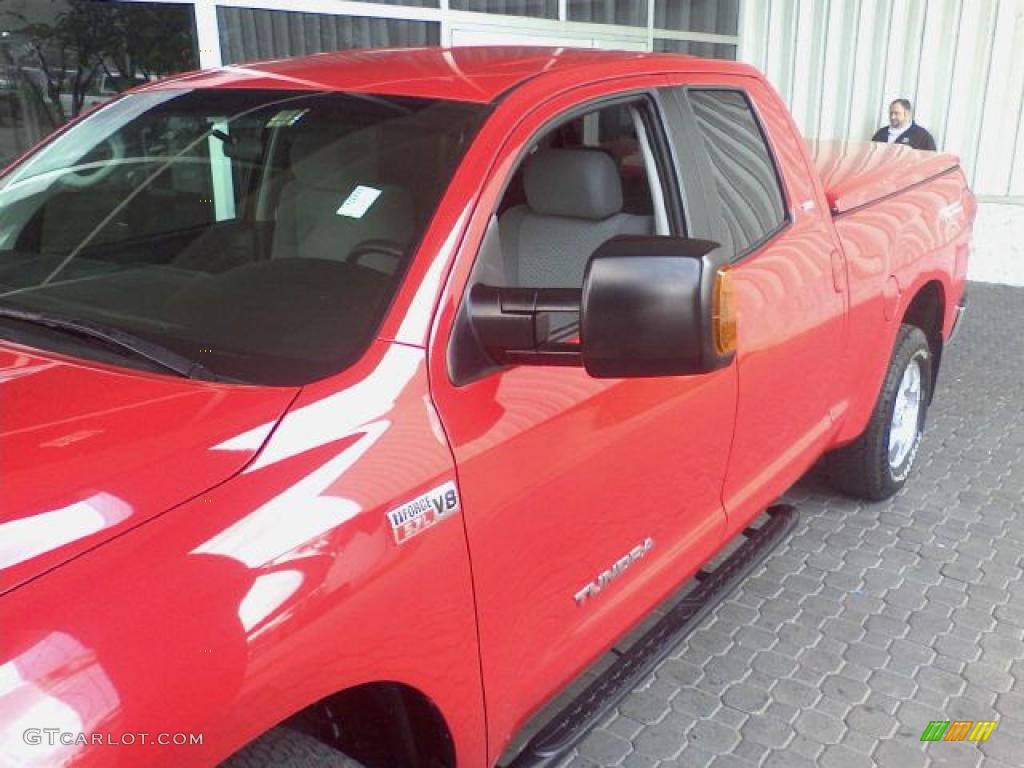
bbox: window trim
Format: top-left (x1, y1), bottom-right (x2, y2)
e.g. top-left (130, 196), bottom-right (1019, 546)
top-left (683, 86), bottom-right (792, 264)
top-left (632, 93), bottom-right (688, 237)
top-left (630, 106), bottom-right (669, 235)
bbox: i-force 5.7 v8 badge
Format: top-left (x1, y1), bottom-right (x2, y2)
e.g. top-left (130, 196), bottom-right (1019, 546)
top-left (386, 481), bottom-right (460, 545)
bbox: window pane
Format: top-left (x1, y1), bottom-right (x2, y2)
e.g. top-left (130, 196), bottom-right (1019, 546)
top-left (0, 90), bottom-right (485, 385)
top-left (217, 8), bottom-right (440, 65)
top-left (494, 101), bottom-right (660, 289)
top-left (0, 1), bottom-right (198, 168)
top-left (654, 39), bottom-right (736, 60)
top-left (568, 1), bottom-right (648, 27)
top-left (655, 0), bottom-right (739, 35)
top-left (688, 90), bottom-right (785, 256)
top-left (449, 1), bottom-right (558, 19)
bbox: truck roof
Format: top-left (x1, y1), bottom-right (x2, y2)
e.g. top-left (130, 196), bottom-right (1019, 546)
top-left (146, 46), bottom-right (752, 104)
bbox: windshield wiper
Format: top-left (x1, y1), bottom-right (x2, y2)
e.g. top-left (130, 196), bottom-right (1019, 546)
top-left (0, 305), bottom-right (219, 381)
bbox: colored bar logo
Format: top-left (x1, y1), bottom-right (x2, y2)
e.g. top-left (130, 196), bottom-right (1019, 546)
top-left (920, 720), bottom-right (997, 742)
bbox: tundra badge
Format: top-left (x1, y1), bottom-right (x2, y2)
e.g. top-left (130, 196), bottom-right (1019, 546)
top-left (387, 481), bottom-right (460, 545)
top-left (574, 538), bottom-right (655, 606)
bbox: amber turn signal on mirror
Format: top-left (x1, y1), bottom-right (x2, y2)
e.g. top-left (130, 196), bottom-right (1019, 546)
top-left (712, 267), bottom-right (737, 357)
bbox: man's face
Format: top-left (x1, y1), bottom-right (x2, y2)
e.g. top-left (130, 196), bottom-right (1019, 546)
top-left (889, 103), bottom-right (910, 128)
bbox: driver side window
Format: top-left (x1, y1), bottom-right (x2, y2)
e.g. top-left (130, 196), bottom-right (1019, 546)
top-left (483, 98), bottom-right (671, 292)
top-left (450, 96), bottom-right (677, 383)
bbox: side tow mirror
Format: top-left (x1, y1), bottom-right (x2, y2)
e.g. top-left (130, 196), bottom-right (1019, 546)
top-left (465, 236), bottom-right (736, 379)
top-left (580, 236), bottom-right (735, 377)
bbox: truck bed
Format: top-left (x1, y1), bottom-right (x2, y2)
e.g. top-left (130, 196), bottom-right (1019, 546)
top-left (807, 138), bottom-right (961, 215)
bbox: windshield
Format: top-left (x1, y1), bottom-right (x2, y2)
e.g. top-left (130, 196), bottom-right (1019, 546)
top-left (0, 88), bottom-right (486, 384)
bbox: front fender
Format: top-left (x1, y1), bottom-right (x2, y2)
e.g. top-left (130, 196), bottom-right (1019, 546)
top-left (0, 341), bottom-right (484, 768)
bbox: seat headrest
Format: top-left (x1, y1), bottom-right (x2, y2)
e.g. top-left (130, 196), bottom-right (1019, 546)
top-left (524, 148), bottom-right (623, 220)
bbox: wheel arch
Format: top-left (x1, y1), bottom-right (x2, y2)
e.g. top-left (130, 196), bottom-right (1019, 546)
top-left (223, 681), bottom-right (456, 768)
top-left (900, 279), bottom-right (946, 401)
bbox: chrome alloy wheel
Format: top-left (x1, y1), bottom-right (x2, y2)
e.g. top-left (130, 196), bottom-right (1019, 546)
top-left (888, 356), bottom-right (923, 468)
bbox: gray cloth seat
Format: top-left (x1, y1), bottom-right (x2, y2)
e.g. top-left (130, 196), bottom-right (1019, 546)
top-left (498, 148), bottom-right (653, 289)
top-left (272, 126), bottom-right (414, 271)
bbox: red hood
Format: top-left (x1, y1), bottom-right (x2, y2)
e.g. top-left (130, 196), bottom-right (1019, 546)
top-left (807, 139), bottom-right (961, 214)
top-left (0, 342), bottom-right (297, 596)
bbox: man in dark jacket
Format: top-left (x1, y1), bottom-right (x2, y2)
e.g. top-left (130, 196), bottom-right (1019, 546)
top-left (872, 98), bottom-right (936, 150)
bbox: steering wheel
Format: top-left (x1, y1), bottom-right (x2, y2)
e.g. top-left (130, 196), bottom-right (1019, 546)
top-left (345, 239), bottom-right (406, 275)
top-left (61, 133), bottom-right (127, 188)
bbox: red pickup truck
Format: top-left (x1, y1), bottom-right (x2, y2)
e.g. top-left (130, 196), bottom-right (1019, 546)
top-left (0, 47), bottom-right (974, 768)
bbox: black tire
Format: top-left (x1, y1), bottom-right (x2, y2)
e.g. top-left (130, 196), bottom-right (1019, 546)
top-left (221, 727), bottom-right (366, 768)
top-left (827, 324), bottom-right (933, 500)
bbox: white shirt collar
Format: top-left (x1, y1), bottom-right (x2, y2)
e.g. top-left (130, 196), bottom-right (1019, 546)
top-left (888, 122), bottom-right (911, 142)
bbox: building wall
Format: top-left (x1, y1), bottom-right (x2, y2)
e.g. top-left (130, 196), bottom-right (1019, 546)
top-left (9, 0), bottom-right (1021, 198)
top-left (0, 0), bottom-right (741, 167)
top-left (202, 0), bottom-right (742, 65)
top-left (739, 0), bottom-right (1024, 197)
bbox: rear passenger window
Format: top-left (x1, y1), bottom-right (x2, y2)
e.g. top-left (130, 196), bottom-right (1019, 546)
top-left (688, 89), bottom-right (786, 257)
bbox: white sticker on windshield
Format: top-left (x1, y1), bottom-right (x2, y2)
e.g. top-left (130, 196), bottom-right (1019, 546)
top-left (337, 186), bottom-right (382, 218)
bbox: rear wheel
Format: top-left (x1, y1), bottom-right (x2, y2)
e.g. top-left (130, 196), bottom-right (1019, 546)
top-left (827, 324), bottom-right (933, 500)
top-left (221, 727), bottom-right (366, 768)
